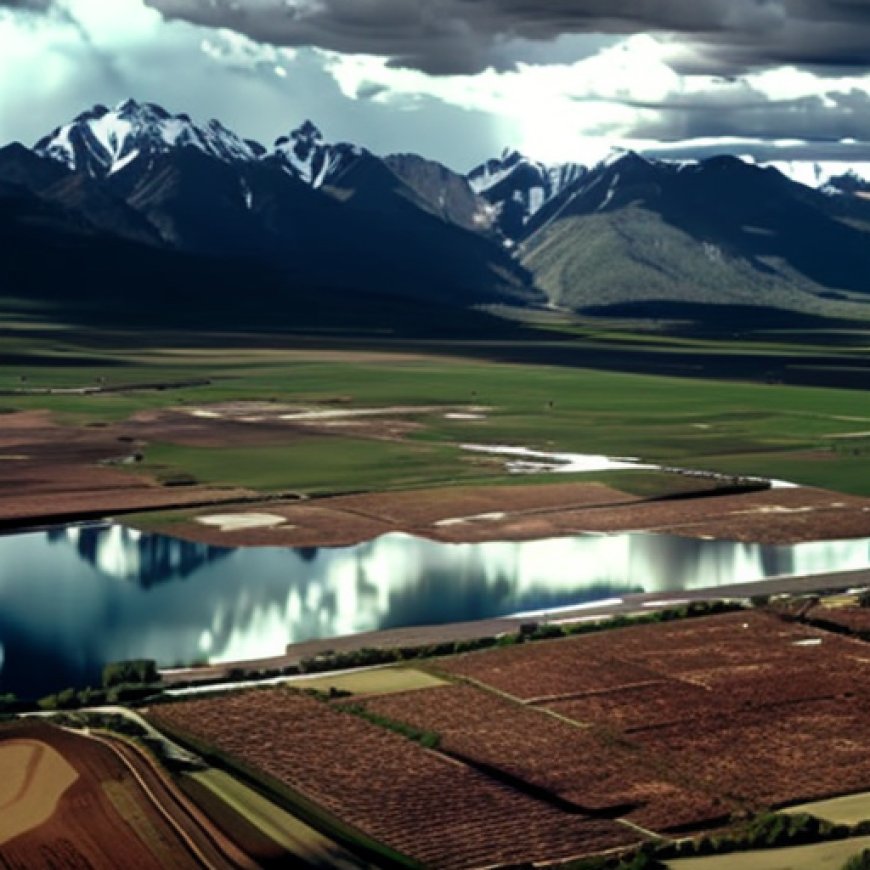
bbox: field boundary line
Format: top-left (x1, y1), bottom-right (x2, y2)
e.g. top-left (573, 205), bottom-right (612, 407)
top-left (79, 730), bottom-right (250, 870)
top-left (616, 817), bottom-right (666, 842)
top-left (445, 673), bottom-right (601, 731)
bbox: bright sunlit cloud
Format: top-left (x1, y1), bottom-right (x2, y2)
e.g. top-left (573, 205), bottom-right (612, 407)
top-left (2, 0), bottom-right (870, 169)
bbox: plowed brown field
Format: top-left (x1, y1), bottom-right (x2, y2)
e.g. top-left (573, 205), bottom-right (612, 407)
top-left (149, 689), bottom-right (638, 869)
top-left (803, 604), bottom-right (870, 635)
top-left (147, 612), bottom-right (870, 866)
top-left (0, 720), bottom-right (202, 870)
top-left (434, 612), bottom-right (870, 818)
top-left (358, 683), bottom-right (724, 832)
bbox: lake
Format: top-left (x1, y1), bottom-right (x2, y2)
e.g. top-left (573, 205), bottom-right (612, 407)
top-left (1, 523), bottom-right (868, 698)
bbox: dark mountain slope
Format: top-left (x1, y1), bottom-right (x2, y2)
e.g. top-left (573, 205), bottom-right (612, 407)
top-left (384, 153), bottom-right (495, 235)
top-left (520, 154), bottom-right (870, 313)
top-left (0, 185), bottom-right (523, 337)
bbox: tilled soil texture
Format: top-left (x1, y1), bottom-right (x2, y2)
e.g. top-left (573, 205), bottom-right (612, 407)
top-left (156, 484), bottom-right (870, 549)
top-left (4, 406), bottom-right (870, 546)
top-left (799, 603), bottom-right (870, 636)
top-left (149, 689), bottom-right (639, 870)
top-left (0, 720), bottom-right (206, 870)
top-left (0, 411), bottom-right (251, 527)
top-left (437, 612), bottom-right (870, 814)
top-left (356, 683), bottom-right (724, 833)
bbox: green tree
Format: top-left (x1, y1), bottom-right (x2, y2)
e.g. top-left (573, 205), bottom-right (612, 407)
top-left (842, 849), bottom-right (870, 870)
top-left (102, 659), bottom-right (159, 688)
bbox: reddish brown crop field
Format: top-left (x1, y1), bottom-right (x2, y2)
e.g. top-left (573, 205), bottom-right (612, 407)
top-left (149, 689), bottom-right (637, 869)
top-left (438, 612), bottom-right (854, 697)
top-left (148, 612), bottom-right (870, 866)
top-left (804, 604), bottom-right (870, 635)
top-left (436, 634), bottom-right (664, 702)
top-left (635, 694), bottom-right (870, 809)
top-left (358, 683), bottom-right (725, 832)
top-left (434, 612), bottom-right (870, 821)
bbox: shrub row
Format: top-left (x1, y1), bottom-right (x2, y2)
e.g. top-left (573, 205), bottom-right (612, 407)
top-left (566, 812), bottom-right (870, 870)
top-left (336, 702), bottom-right (441, 750)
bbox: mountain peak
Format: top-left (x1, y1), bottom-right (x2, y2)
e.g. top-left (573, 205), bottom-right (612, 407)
top-left (292, 120), bottom-right (323, 142)
top-left (34, 100), bottom-right (259, 176)
top-left (272, 121), bottom-right (363, 187)
top-left (114, 98), bottom-right (171, 122)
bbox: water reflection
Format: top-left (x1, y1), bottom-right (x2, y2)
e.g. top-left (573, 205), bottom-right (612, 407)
top-left (0, 524), bottom-right (868, 698)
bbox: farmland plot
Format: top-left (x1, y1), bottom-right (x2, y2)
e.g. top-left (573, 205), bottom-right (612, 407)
top-left (150, 689), bottom-right (638, 869)
top-left (438, 611), bottom-right (870, 818)
top-left (0, 720), bottom-right (202, 870)
top-left (358, 683), bottom-right (726, 832)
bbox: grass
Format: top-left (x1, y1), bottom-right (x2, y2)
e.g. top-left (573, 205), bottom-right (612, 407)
top-left (141, 438), bottom-right (479, 494)
top-left (183, 769), bottom-right (366, 866)
top-left (666, 834), bottom-right (870, 870)
top-left (150, 716), bottom-right (418, 869)
top-left (6, 331), bottom-right (870, 495)
top-left (101, 779), bottom-right (181, 867)
top-left (288, 667), bottom-right (446, 697)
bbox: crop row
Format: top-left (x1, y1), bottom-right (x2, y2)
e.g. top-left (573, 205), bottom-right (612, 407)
top-left (358, 683), bottom-right (726, 832)
top-left (149, 689), bottom-right (636, 869)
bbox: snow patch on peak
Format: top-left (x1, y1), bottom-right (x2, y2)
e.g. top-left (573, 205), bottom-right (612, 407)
top-left (34, 100), bottom-right (260, 177)
top-left (761, 160), bottom-right (870, 190)
top-left (272, 123), bottom-right (364, 187)
top-left (467, 150), bottom-right (537, 194)
top-left (468, 152), bottom-right (588, 231)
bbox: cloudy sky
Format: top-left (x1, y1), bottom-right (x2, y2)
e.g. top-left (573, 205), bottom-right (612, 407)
top-left (2, 0), bottom-right (870, 170)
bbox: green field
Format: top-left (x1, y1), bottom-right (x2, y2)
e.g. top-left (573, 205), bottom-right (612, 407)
top-left (4, 328), bottom-right (870, 497)
top-left (667, 835), bottom-right (870, 870)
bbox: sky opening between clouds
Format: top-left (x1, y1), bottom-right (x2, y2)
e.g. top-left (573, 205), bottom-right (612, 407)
top-left (1, 0), bottom-right (869, 170)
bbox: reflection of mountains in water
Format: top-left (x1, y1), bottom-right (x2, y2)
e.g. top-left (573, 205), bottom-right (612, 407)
top-left (47, 524), bottom-right (231, 586)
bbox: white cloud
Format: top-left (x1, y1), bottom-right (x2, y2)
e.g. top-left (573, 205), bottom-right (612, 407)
top-left (2, 0), bottom-right (870, 170)
top-left (317, 32), bottom-right (870, 163)
top-left (199, 26), bottom-right (297, 72)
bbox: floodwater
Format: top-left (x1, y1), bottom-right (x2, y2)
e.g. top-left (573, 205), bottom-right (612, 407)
top-left (1, 523), bottom-right (867, 698)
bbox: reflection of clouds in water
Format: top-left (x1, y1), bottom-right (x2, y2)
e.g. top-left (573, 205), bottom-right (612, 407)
top-left (1, 525), bottom-right (870, 697)
top-left (49, 524), bottom-right (231, 584)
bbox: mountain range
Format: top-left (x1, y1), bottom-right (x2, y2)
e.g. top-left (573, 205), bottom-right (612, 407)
top-left (3, 99), bottom-right (870, 332)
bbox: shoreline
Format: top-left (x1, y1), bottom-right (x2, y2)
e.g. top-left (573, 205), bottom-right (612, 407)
top-left (161, 566), bottom-right (870, 688)
top-left (113, 482), bottom-right (870, 548)
top-left (4, 479), bottom-right (870, 549)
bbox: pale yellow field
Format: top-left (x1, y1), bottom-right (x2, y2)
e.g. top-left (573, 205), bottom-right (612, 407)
top-left (0, 740), bottom-right (78, 844)
top-left (784, 792), bottom-right (870, 825)
top-left (289, 666), bottom-right (446, 697)
top-left (668, 835), bottom-right (870, 870)
top-left (190, 769), bottom-right (367, 868)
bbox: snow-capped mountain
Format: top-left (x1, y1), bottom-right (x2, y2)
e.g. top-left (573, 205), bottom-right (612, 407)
top-left (823, 170), bottom-right (870, 196)
top-left (34, 99), bottom-right (259, 178)
top-left (271, 120), bottom-right (364, 187)
top-left (753, 160), bottom-right (870, 193)
top-left (467, 149), bottom-right (589, 239)
top-left (8, 97), bottom-right (870, 331)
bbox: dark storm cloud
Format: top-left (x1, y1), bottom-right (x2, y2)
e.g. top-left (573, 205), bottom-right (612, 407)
top-left (141, 0), bottom-right (870, 75)
top-left (0, 0), bottom-right (53, 10)
top-left (631, 89), bottom-right (870, 143)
